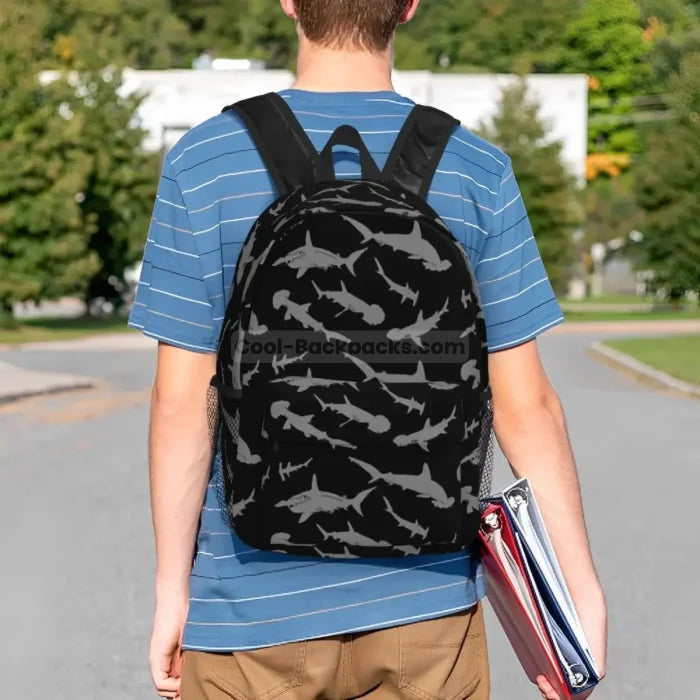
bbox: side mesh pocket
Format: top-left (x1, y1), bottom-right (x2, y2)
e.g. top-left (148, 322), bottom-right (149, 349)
top-left (476, 397), bottom-right (494, 501)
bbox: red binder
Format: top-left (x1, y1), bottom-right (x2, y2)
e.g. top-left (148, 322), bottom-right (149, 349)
top-left (479, 503), bottom-right (594, 699)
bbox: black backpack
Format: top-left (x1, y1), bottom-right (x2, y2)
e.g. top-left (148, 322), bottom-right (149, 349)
top-left (209, 93), bottom-right (493, 558)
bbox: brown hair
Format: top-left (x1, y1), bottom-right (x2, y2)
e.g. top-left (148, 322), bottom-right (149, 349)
top-left (294, 0), bottom-right (409, 52)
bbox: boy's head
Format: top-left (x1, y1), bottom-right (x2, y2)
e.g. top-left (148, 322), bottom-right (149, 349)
top-left (281, 0), bottom-right (418, 52)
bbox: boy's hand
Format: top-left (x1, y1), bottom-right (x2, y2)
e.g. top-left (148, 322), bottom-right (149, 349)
top-left (149, 586), bottom-right (189, 699)
top-left (536, 588), bottom-right (607, 700)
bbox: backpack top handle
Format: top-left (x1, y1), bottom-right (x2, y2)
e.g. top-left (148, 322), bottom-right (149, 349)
top-left (317, 125), bottom-right (383, 182)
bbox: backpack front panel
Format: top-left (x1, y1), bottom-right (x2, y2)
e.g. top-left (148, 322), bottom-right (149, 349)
top-left (215, 180), bottom-right (490, 557)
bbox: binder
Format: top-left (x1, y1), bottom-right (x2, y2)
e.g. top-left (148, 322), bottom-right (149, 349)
top-left (479, 479), bottom-right (601, 698)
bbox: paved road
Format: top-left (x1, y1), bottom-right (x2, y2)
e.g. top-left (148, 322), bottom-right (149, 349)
top-left (1, 331), bottom-right (698, 700)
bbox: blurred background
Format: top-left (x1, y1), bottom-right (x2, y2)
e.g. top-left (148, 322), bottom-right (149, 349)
top-left (1, 1), bottom-right (698, 699)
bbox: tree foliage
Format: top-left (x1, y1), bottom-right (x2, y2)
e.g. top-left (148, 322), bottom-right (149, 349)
top-left (634, 53), bottom-right (700, 298)
top-left (478, 82), bottom-right (581, 294)
top-left (0, 4), bottom-right (98, 324)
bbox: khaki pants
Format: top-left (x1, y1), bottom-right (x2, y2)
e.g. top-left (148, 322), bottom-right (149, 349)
top-left (182, 603), bottom-right (489, 700)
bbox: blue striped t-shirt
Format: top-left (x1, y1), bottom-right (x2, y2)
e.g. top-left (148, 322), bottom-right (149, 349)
top-left (128, 89), bottom-right (564, 651)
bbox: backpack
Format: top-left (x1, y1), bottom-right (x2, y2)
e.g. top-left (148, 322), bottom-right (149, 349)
top-left (209, 93), bottom-right (493, 558)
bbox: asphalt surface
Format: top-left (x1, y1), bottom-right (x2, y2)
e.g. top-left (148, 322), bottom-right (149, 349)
top-left (0, 331), bottom-right (698, 699)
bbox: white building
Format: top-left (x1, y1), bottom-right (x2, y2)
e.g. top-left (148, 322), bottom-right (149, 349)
top-left (120, 69), bottom-right (588, 180)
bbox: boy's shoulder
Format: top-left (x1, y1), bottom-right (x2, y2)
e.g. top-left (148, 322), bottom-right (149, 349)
top-left (166, 110), bottom-right (249, 177)
top-left (446, 124), bottom-right (511, 181)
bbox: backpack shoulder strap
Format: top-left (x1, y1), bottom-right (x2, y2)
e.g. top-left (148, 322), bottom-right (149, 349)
top-left (222, 93), bottom-right (319, 196)
top-left (383, 105), bottom-right (460, 199)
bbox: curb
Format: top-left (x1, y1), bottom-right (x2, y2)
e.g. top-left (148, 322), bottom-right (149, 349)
top-left (589, 342), bottom-right (700, 398)
top-left (0, 360), bottom-right (96, 405)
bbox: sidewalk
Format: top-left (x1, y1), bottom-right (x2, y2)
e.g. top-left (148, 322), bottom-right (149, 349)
top-left (0, 360), bottom-right (95, 404)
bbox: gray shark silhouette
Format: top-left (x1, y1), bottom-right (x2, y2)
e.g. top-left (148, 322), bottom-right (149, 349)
top-left (279, 458), bottom-right (313, 482)
top-left (349, 457), bottom-right (454, 509)
top-left (275, 475), bottom-right (373, 523)
top-left (311, 280), bottom-right (385, 325)
top-left (270, 401), bottom-right (356, 450)
top-left (343, 217), bottom-right (452, 272)
top-left (344, 354), bottom-right (428, 384)
top-left (273, 231), bottom-right (365, 278)
top-left (375, 259), bottom-right (419, 306)
top-left (316, 521), bottom-right (391, 548)
top-left (387, 298), bottom-right (450, 347)
top-left (459, 322), bottom-right (477, 339)
top-left (272, 289), bottom-right (352, 343)
top-left (272, 352), bottom-right (308, 375)
top-left (460, 360), bottom-right (480, 389)
top-left (231, 488), bottom-right (255, 518)
top-left (271, 370), bottom-right (358, 393)
top-left (237, 436), bottom-right (262, 465)
top-left (261, 466), bottom-right (271, 487)
top-left (393, 407), bottom-right (458, 451)
top-left (248, 312), bottom-right (268, 336)
top-left (383, 497), bottom-right (429, 539)
top-left (393, 544), bottom-right (422, 555)
top-left (315, 395), bottom-right (390, 434)
top-left (242, 361), bottom-right (261, 387)
top-left (381, 384), bottom-right (425, 416)
top-left (461, 485), bottom-right (480, 514)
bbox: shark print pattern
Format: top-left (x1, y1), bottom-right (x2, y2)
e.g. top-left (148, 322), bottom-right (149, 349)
top-left (375, 259), bottom-right (419, 306)
top-left (276, 475), bottom-right (373, 523)
top-left (350, 458), bottom-right (455, 509)
top-left (393, 407), bottom-right (458, 451)
top-left (315, 395), bottom-right (390, 434)
top-left (387, 298), bottom-right (450, 347)
top-left (273, 231), bottom-right (365, 278)
top-left (213, 178), bottom-right (491, 558)
top-left (343, 217), bottom-right (452, 272)
top-left (270, 401), bottom-right (357, 450)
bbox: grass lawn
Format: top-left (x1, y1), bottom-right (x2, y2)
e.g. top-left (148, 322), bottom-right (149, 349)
top-left (604, 335), bottom-right (700, 385)
top-left (564, 308), bottom-right (700, 322)
top-left (562, 294), bottom-right (656, 305)
top-left (0, 316), bottom-right (134, 345)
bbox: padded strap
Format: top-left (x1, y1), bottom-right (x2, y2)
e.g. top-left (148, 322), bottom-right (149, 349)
top-left (223, 93), bottom-right (319, 196)
top-left (383, 106), bottom-right (460, 199)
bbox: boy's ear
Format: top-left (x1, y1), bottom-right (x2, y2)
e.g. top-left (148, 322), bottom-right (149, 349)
top-left (279, 0), bottom-right (298, 20)
top-left (399, 0), bottom-right (421, 24)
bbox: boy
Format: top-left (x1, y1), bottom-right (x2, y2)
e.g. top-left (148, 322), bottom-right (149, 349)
top-left (129, 1), bottom-right (607, 698)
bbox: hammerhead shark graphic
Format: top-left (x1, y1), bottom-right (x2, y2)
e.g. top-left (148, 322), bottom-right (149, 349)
top-left (236, 436), bottom-right (262, 465)
top-left (272, 352), bottom-right (308, 375)
top-left (342, 217), bottom-right (452, 272)
top-left (275, 475), bottom-right (373, 523)
top-left (383, 498), bottom-right (429, 539)
top-left (271, 370), bottom-right (358, 393)
top-left (315, 395), bottom-right (390, 434)
top-left (316, 521), bottom-right (391, 548)
top-left (349, 457), bottom-right (454, 509)
top-left (375, 259), bottom-right (420, 306)
top-left (270, 401), bottom-right (356, 450)
top-left (311, 280), bottom-right (385, 325)
top-left (387, 299), bottom-right (450, 347)
top-left (381, 384), bottom-right (425, 416)
top-left (273, 231), bottom-right (365, 278)
top-left (393, 407), bottom-right (458, 451)
top-left (272, 290), bottom-right (352, 343)
top-left (279, 458), bottom-right (313, 482)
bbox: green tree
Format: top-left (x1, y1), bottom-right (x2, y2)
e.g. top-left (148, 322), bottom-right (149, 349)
top-left (478, 81), bottom-right (580, 293)
top-left (562, 0), bottom-right (653, 154)
top-left (0, 3), bottom-right (99, 327)
top-left (72, 69), bottom-right (159, 310)
top-left (635, 53), bottom-right (700, 299)
top-left (398, 0), bottom-right (575, 73)
top-left (43, 0), bottom-right (190, 70)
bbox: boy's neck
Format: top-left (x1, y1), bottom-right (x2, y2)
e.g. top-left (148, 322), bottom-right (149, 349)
top-left (292, 39), bottom-right (395, 93)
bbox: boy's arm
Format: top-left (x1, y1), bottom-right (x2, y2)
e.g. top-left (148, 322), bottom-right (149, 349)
top-left (148, 343), bottom-right (216, 699)
top-left (489, 339), bottom-right (608, 681)
top-left (150, 343), bottom-right (216, 593)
